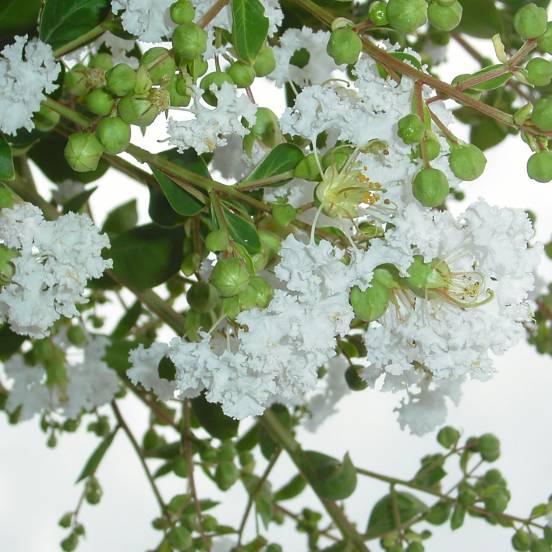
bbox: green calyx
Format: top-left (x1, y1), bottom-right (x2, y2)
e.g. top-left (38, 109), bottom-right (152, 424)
top-left (254, 46), bottom-right (276, 77)
top-left (368, 1), bottom-right (389, 26)
top-left (398, 114), bottom-right (426, 145)
top-left (412, 167), bottom-right (449, 207)
top-left (406, 255), bottom-right (450, 292)
top-left (172, 22), bottom-right (207, 62)
top-left (449, 144), bottom-right (487, 181)
top-left (117, 96), bottom-right (159, 127)
top-left (527, 57), bottom-right (552, 87)
top-left (527, 151), bottom-right (552, 182)
top-left (513, 3), bottom-right (548, 40)
top-left (64, 64), bottom-right (89, 96)
top-left (350, 277), bottom-right (391, 323)
top-left (210, 258), bottom-right (251, 297)
top-left (427, 1), bottom-right (463, 32)
top-left (141, 47), bottom-right (176, 85)
top-left (386, 0), bottom-right (428, 34)
top-left (327, 27), bottom-right (363, 66)
top-left (106, 63), bottom-right (137, 97)
top-left (64, 133), bottom-right (104, 173)
top-left (34, 104), bottom-right (60, 132)
top-left (96, 117), bottom-right (131, 155)
top-left (227, 61), bottom-right (256, 88)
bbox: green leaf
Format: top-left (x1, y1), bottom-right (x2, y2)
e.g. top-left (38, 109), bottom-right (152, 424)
top-left (111, 301), bottom-right (142, 339)
top-left (39, 0), bottom-right (110, 51)
top-left (302, 451), bottom-right (357, 501)
top-left (103, 339), bottom-right (135, 375)
top-left (231, 0), bottom-right (269, 62)
top-left (242, 143), bottom-right (304, 183)
top-left (102, 199), bottom-right (138, 234)
top-left (148, 185), bottom-right (186, 227)
top-left (0, 135), bottom-right (15, 181)
top-left (457, 0), bottom-right (502, 38)
top-left (470, 119), bottom-right (508, 151)
top-left (223, 207), bottom-right (261, 254)
top-left (110, 224), bottom-right (184, 289)
top-left (191, 395), bottom-right (239, 440)
top-left (242, 473), bottom-right (274, 528)
top-left (366, 492), bottom-right (428, 538)
top-left (76, 428), bottom-right (118, 482)
top-left (62, 186), bottom-right (97, 214)
top-left (0, 325), bottom-right (25, 360)
top-left (0, 0), bottom-right (41, 40)
top-left (274, 474), bottom-right (307, 501)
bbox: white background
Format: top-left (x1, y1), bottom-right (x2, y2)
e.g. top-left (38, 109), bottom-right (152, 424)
top-left (1, 36), bottom-right (552, 552)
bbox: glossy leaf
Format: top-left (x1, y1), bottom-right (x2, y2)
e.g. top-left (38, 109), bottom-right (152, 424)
top-left (110, 224), bottom-right (184, 289)
top-left (39, 0), bottom-right (110, 51)
top-left (242, 143), bottom-right (304, 183)
top-left (102, 199), bottom-right (138, 234)
top-left (191, 395), bottom-right (239, 440)
top-left (0, 135), bottom-right (15, 181)
top-left (111, 301), bottom-right (142, 339)
top-left (457, 0), bottom-right (501, 39)
top-left (302, 451), bottom-right (357, 501)
top-left (0, 325), bottom-right (25, 360)
top-left (0, 0), bottom-right (41, 40)
top-left (223, 207), bottom-right (261, 254)
top-left (76, 428), bottom-right (118, 482)
top-left (231, 0), bottom-right (269, 62)
top-left (62, 186), bottom-right (97, 214)
top-left (274, 474), bottom-right (307, 501)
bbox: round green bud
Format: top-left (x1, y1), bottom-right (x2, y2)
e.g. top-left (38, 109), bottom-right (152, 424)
top-left (168, 526), bottom-right (192, 550)
top-left (527, 151), bottom-right (552, 182)
top-left (483, 468), bottom-right (504, 485)
top-left (428, 1), bottom-right (463, 32)
top-left (483, 488), bottom-right (509, 513)
top-left (33, 104), bottom-right (60, 132)
top-left (449, 144), bottom-right (487, 181)
top-left (89, 53), bottom-right (113, 71)
top-left (406, 543), bottom-right (425, 552)
top-left (406, 256), bottom-right (448, 290)
top-left (227, 61), bottom-right (256, 88)
top-left (96, 117), bottom-right (131, 154)
top-left (398, 113), bottom-right (426, 144)
top-left (254, 45), bottom-right (276, 77)
top-left (117, 96), bottom-right (158, 126)
top-left (65, 63), bottom-right (88, 96)
top-left (85, 88), bottom-right (114, 116)
top-left (250, 107), bottom-right (281, 148)
top-left (215, 460), bottom-right (240, 490)
top-left (422, 131), bottom-right (441, 161)
top-left (412, 167), bottom-right (449, 207)
top-left (221, 295), bottom-right (241, 318)
top-left (327, 27), bottom-right (363, 65)
top-left (345, 365), bottom-right (368, 391)
top-left (512, 530), bottom-right (532, 551)
top-left (514, 3), bottom-right (548, 39)
top-left (187, 282), bottom-right (220, 312)
top-left (170, 0), bottom-right (195, 24)
top-left (200, 71), bottom-right (234, 105)
top-left (172, 22), bottom-right (207, 61)
top-left (64, 133), bottom-right (104, 173)
top-left (141, 47), bottom-right (176, 85)
top-left (106, 63), bottom-right (137, 96)
top-left (532, 97), bottom-right (552, 131)
top-left (386, 0), bottom-right (428, 34)
top-left (172, 456), bottom-right (188, 478)
top-left (538, 23), bottom-right (552, 53)
top-left (437, 426), bottom-right (460, 449)
top-left (67, 325), bottom-right (87, 346)
top-left (350, 282), bottom-right (390, 322)
top-left (425, 501), bottom-right (451, 525)
top-left (239, 276), bottom-right (273, 309)
top-left (205, 229), bottom-right (229, 252)
top-left (369, 1), bottom-right (389, 26)
top-left (527, 57), bottom-right (552, 86)
top-left (210, 258), bottom-right (250, 297)
top-left (61, 534), bottom-right (78, 552)
top-left (134, 66), bottom-right (153, 95)
top-left (478, 433), bottom-right (500, 462)
top-left (169, 76), bottom-right (192, 107)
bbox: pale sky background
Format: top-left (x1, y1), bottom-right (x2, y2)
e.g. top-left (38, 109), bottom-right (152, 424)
top-left (1, 36), bottom-right (552, 552)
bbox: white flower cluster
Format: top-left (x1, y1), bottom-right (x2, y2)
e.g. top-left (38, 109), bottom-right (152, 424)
top-left (0, 35), bottom-right (60, 136)
top-left (167, 83), bottom-right (257, 155)
top-left (111, 0), bottom-right (175, 42)
top-left (3, 334), bottom-right (119, 421)
top-left (0, 204), bottom-right (112, 338)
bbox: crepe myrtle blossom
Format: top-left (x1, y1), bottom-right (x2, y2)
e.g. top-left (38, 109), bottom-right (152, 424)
top-left (3, 334), bottom-right (119, 421)
top-left (0, 35), bottom-right (60, 135)
top-left (111, 0), bottom-right (175, 42)
top-left (0, 203), bottom-right (112, 338)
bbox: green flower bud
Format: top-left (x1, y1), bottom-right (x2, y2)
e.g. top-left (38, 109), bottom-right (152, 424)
top-left (369, 1), bottom-right (389, 26)
top-left (106, 63), bottom-right (137, 96)
top-left (239, 276), bottom-right (273, 309)
top-left (350, 282), bottom-right (390, 322)
top-left (437, 426), bottom-right (460, 449)
top-left (514, 3), bottom-right (548, 40)
top-left (294, 153), bottom-right (321, 181)
top-left (33, 104), bottom-right (60, 132)
top-left (210, 258), bottom-right (250, 297)
top-left (67, 325), bottom-right (87, 346)
top-left (531, 97), bottom-right (552, 131)
top-left (254, 45), bottom-right (276, 76)
top-left (449, 144), bottom-right (487, 181)
top-left (173, 456), bottom-right (188, 478)
top-left (89, 53), bottom-right (113, 71)
top-left (428, 1), bottom-right (463, 32)
top-left (169, 76), bottom-right (192, 107)
top-left (398, 114), bottom-right (426, 144)
top-left (327, 27), bottom-right (363, 65)
top-left (512, 530), bottom-right (532, 551)
top-left (406, 543), bottom-right (425, 552)
top-left (221, 295), bottom-right (241, 318)
top-left (118, 96), bottom-right (158, 126)
top-left (538, 23), bottom-right (552, 53)
top-left (387, 0), bottom-right (428, 34)
top-left (170, 0), bottom-right (195, 24)
top-left (483, 488), bottom-right (509, 513)
top-left (85, 477), bottom-right (102, 505)
top-left (406, 256), bottom-right (448, 290)
top-left (85, 88), bottom-right (114, 116)
top-left (168, 526), bottom-right (192, 550)
top-left (478, 433), bottom-right (500, 462)
top-left (205, 229), bottom-right (229, 252)
top-left (527, 151), bottom-right (552, 182)
top-left (60, 533), bottom-right (79, 552)
top-left (172, 22), bottom-right (207, 61)
top-left (64, 133), bottom-right (104, 173)
top-left (134, 66), bottom-right (153, 95)
top-left (227, 60), bottom-right (256, 88)
top-left (187, 56), bottom-right (209, 80)
top-left (96, 117), bottom-right (131, 154)
top-left (345, 365), bottom-right (368, 391)
top-left (141, 47), bottom-right (176, 85)
top-left (425, 501), bottom-right (451, 525)
top-left (200, 71), bottom-right (234, 106)
top-left (421, 131), bottom-right (441, 161)
top-left (250, 107), bottom-right (281, 148)
top-left (65, 63), bottom-right (88, 96)
top-left (187, 282), bottom-right (220, 312)
top-left (215, 460), bottom-right (240, 490)
top-left (527, 57), bottom-right (552, 86)
top-left (412, 167), bottom-right (449, 207)
top-left (59, 512), bottom-right (73, 529)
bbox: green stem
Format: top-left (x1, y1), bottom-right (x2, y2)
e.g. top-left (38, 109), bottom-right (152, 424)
top-left (53, 19), bottom-right (112, 58)
top-left (261, 410), bottom-right (370, 551)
